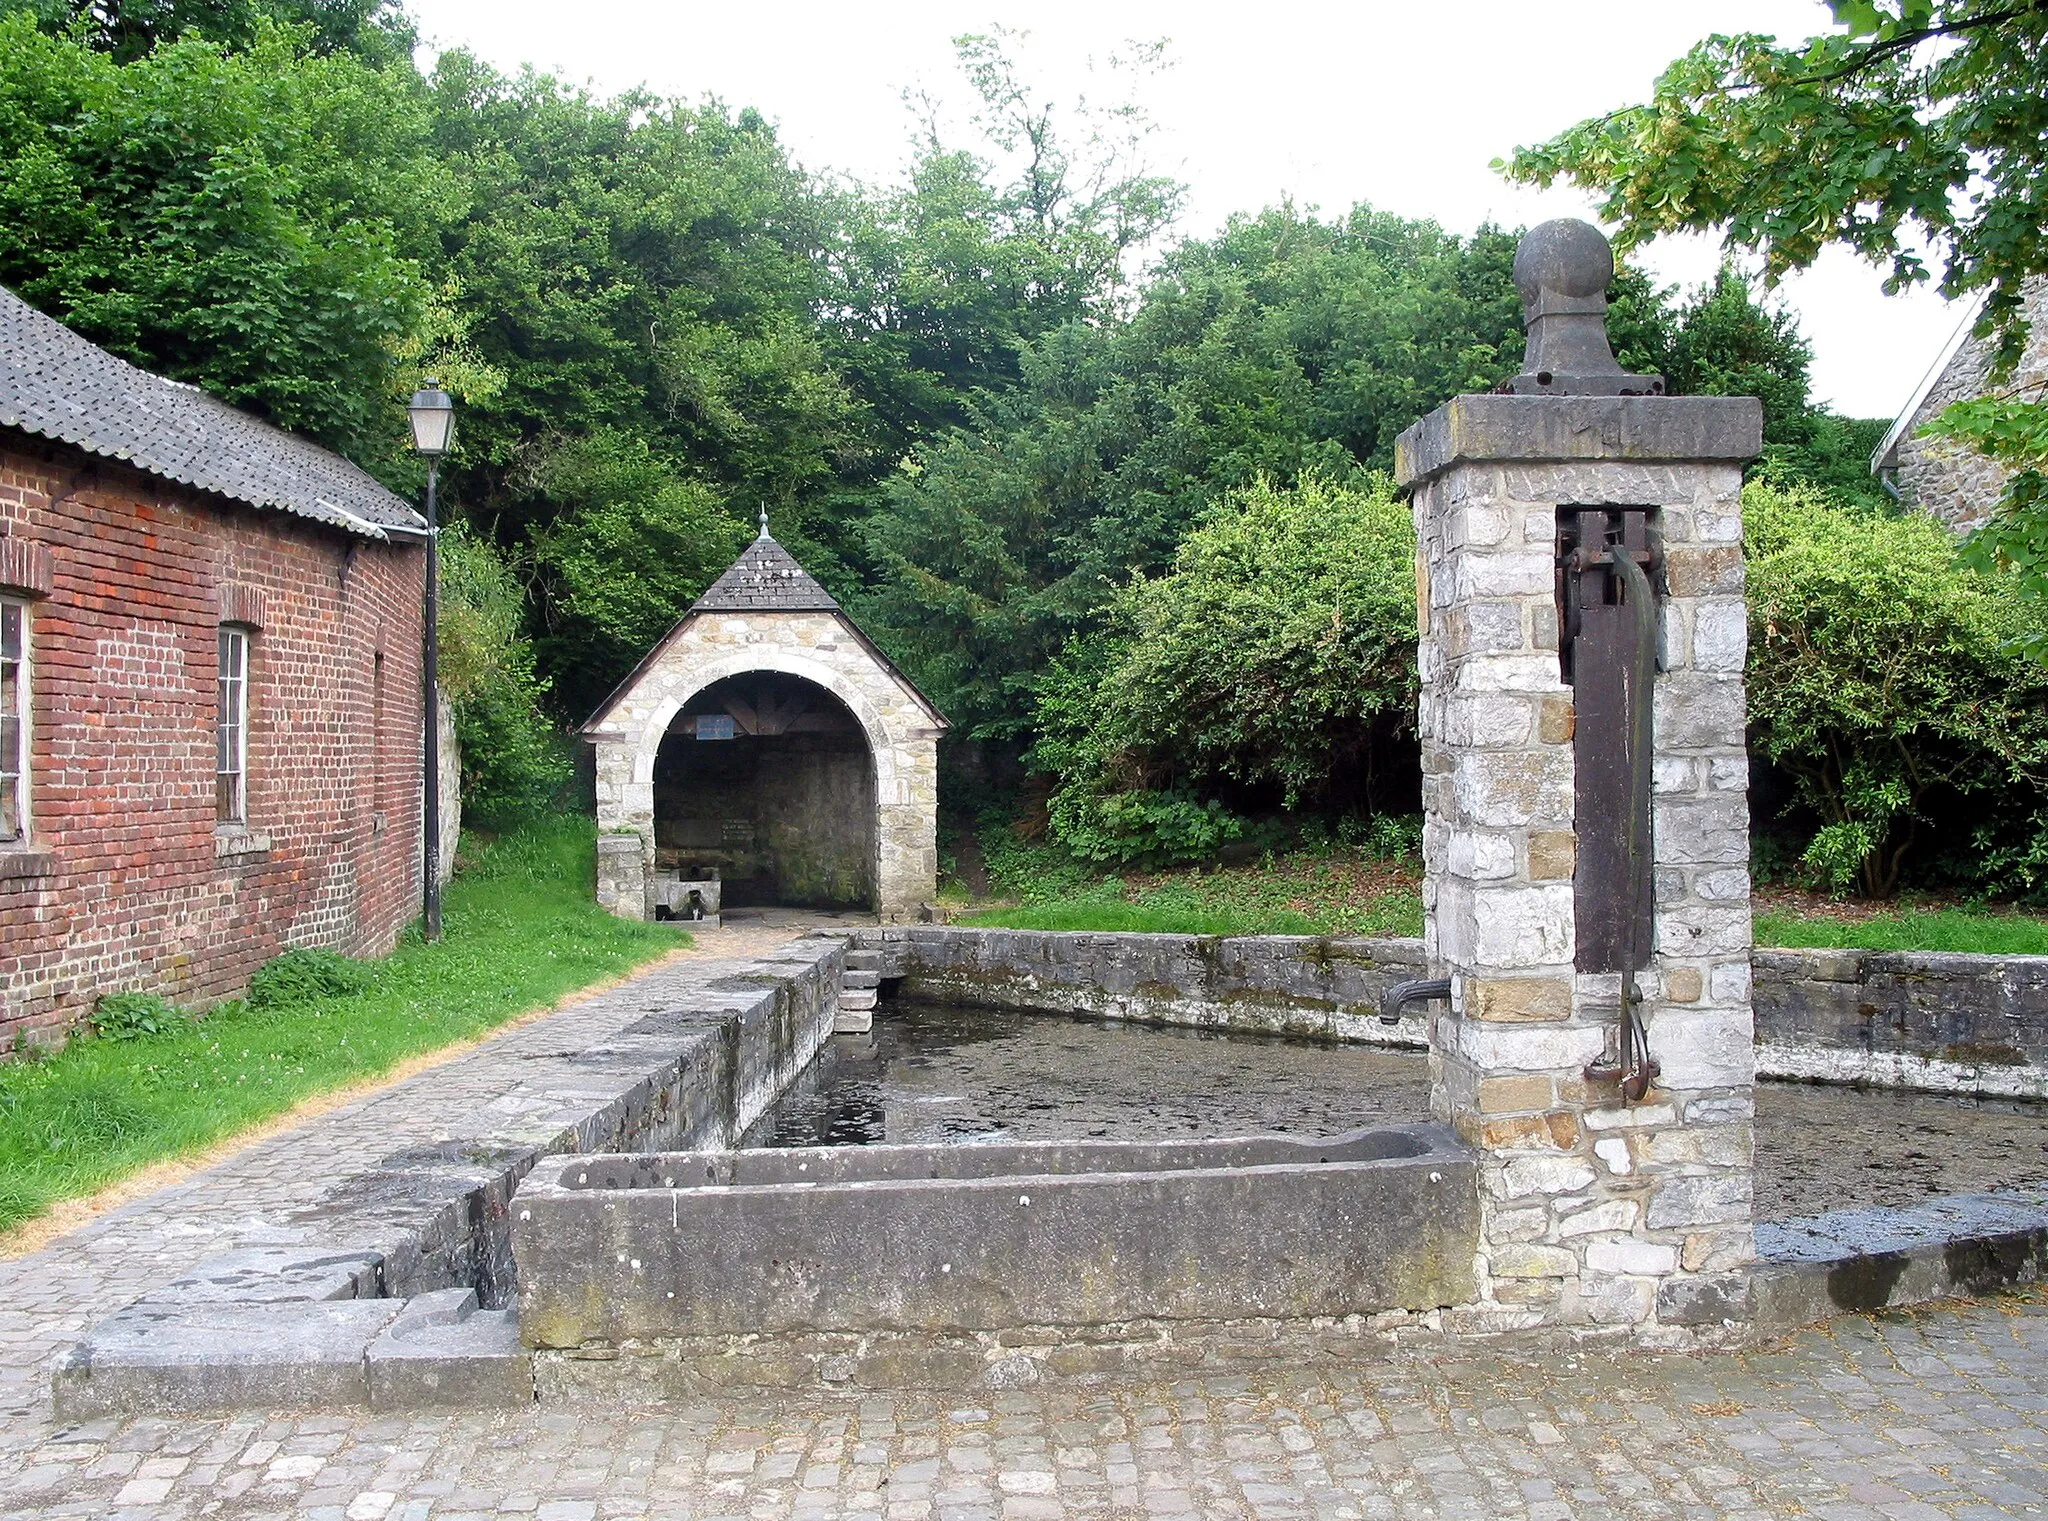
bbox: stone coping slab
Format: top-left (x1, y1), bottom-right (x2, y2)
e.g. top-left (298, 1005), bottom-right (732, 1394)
top-left (1753, 1186), bottom-right (2048, 1333)
top-left (1393, 393), bottom-right (1764, 488)
top-left (46, 933), bottom-right (845, 1418)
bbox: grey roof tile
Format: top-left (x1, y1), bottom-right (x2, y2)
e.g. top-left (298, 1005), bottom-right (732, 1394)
top-left (689, 532), bottom-right (841, 613)
top-left (0, 285), bottom-right (425, 541)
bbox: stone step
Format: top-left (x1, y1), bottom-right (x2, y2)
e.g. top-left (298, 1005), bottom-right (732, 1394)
top-left (366, 1289), bottom-right (532, 1411)
top-left (842, 969), bottom-right (881, 989)
top-left (843, 950), bottom-right (885, 971)
top-left (833, 1008), bottom-right (874, 1035)
top-left (837, 988), bottom-right (878, 1012)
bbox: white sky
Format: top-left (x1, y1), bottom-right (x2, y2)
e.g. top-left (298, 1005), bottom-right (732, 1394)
top-left (405, 0), bottom-right (1969, 422)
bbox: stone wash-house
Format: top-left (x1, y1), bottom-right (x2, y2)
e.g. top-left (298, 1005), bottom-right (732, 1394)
top-left (581, 519), bottom-right (945, 922)
top-left (0, 287), bottom-right (442, 1048)
top-left (1873, 278), bottom-right (2048, 531)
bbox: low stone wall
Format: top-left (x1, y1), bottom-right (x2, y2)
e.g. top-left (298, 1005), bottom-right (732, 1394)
top-left (1752, 948), bottom-right (2048, 1099)
top-left (870, 927), bottom-right (1434, 1046)
top-left (53, 936), bottom-right (845, 1417)
top-left (861, 928), bottom-right (2048, 1100)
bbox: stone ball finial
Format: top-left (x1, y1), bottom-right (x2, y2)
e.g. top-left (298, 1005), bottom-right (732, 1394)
top-left (1504, 218), bottom-right (1662, 396)
top-left (1513, 219), bottom-right (1615, 312)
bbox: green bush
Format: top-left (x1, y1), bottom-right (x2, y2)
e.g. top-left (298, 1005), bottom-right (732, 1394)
top-left (1745, 483), bottom-right (2048, 897)
top-left (247, 948), bottom-right (375, 1008)
top-left (438, 525), bottom-right (572, 820)
top-left (1031, 473), bottom-right (1417, 866)
top-left (90, 994), bottom-right (185, 1042)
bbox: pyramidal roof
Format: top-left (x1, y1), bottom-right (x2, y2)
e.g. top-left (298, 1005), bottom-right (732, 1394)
top-left (691, 522), bottom-right (841, 613)
top-left (580, 513), bottom-right (947, 734)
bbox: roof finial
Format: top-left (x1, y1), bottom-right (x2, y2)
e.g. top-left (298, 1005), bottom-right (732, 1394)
top-left (758, 503), bottom-right (770, 540)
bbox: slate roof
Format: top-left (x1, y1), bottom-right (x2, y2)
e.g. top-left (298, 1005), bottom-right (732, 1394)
top-left (689, 531), bottom-right (842, 613)
top-left (580, 527), bottom-right (947, 733)
top-left (0, 285), bottom-right (425, 541)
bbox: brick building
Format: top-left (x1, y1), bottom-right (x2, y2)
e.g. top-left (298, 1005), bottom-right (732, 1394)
top-left (0, 288), bottom-right (433, 1048)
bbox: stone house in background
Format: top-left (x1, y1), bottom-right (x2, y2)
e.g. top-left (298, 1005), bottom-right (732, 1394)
top-left (0, 287), bottom-right (446, 1049)
top-left (581, 519), bottom-right (945, 923)
top-left (1873, 278), bottom-right (2048, 531)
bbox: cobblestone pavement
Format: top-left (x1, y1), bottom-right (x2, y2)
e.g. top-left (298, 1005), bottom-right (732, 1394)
top-left (4, 918), bottom-right (2046, 1518)
top-left (0, 1296), bottom-right (2042, 1519)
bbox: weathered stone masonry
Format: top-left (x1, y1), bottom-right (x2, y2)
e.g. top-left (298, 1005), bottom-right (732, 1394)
top-left (1396, 393), bottom-right (1764, 1342)
top-left (584, 531), bottom-right (945, 926)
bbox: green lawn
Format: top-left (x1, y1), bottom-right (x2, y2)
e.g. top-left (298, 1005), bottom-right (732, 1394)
top-left (0, 814), bottom-right (677, 1237)
top-left (968, 894), bottom-right (2048, 955)
top-left (960, 833), bottom-right (2048, 955)
top-left (960, 840), bottom-right (1426, 939)
top-left (1754, 906), bottom-right (2048, 955)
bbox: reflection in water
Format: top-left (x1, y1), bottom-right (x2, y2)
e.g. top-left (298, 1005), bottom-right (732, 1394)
top-left (740, 1000), bottom-right (1430, 1149)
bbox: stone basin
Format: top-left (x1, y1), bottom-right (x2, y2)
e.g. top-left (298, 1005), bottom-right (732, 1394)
top-left (513, 1125), bottom-right (1478, 1346)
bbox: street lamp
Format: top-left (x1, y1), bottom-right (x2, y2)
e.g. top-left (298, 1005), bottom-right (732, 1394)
top-left (408, 380), bottom-right (454, 942)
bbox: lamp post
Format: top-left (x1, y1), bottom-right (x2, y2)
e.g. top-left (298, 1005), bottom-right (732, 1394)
top-left (408, 380), bottom-right (455, 942)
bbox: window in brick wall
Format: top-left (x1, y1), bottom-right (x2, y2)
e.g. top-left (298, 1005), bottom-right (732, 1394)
top-left (217, 625), bottom-right (250, 825)
top-left (0, 598), bottom-right (26, 843)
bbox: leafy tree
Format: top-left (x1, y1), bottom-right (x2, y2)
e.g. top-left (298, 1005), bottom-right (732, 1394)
top-left (863, 203), bottom-right (1628, 738)
top-left (524, 429), bottom-right (752, 715)
top-left (0, 15), bottom-right (444, 457)
top-left (1745, 483), bottom-right (2048, 897)
top-left (1030, 473), bottom-right (1419, 865)
top-left (0, 0), bottom-right (415, 65)
top-left (1665, 267), bottom-right (1889, 502)
top-left (1502, 1), bottom-right (2048, 605)
top-left (904, 27), bottom-right (1184, 313)
top-left (437, 524), bottom-right (571, 819)
top-left (425, 54), bottom-right (860, 528)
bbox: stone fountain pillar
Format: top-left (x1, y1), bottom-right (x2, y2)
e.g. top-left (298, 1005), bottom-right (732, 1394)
top-left (1394, 220), bottom-right (1763, 1343)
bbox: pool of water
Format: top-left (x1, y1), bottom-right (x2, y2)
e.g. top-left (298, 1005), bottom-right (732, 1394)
top-left (742, 999), bottom-right (2048, 1221)
top-left (739, 1000), bottom-right (1429, 1149)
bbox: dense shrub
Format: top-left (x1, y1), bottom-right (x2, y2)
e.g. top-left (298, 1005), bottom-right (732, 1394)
top-left (1745, 484), bottom-right (2048, 897)
top-left (90, 993), bottom-right (185, 1042)
top-left (438, 525), bottom-right (571, 820)
top-left (1031, 473), bottom-right (1418, 865)
top-left (247, 948), bottom-right (374, 1008)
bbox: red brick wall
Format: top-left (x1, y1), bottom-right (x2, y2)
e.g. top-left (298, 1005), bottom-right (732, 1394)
top-left (0, 434), bottom-right (427, 1047)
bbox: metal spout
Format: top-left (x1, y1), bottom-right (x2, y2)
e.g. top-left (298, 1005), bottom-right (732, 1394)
top-left (1380, 977), bottom-right (1452, 1026)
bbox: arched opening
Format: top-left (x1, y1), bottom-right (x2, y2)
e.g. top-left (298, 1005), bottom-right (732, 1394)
top-left (652, 671), bottom-right (877, 911)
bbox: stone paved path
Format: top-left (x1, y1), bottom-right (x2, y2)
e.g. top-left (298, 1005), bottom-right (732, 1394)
top-left (0, 912), bottom-right (851, 1434)
top-left (0, 1297), bottom-right (2042, 1519)
top-left (3, 918), bottom-right (2047, 1519)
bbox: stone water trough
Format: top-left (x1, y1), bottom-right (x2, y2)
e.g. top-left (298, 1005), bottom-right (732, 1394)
top-left (514, 1126), bottom-right (1478, 1356)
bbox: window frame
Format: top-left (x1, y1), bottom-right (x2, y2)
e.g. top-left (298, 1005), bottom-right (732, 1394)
top-left (0, 596), bottom-right (27, 845)
top-left (216, 624), bottom-right (250, 827)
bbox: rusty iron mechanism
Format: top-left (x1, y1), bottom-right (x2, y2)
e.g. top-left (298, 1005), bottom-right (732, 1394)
top-left (1557, 507), bottom-right (1662, 1102)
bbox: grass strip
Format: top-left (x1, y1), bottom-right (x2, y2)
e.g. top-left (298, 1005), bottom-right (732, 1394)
top-left (0, 813), bottom-right (676, 1235)
top-left (1754, 906), bottom-right (2048, 955)
top-left (960, 843), bottom-right (1426, 940)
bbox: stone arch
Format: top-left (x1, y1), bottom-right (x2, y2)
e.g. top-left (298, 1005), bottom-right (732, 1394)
top-left (648, 668), bottom-right (879, 912)
top-left (628, 645), bottom-right (902, 794)
top-left (585, 602), bottom-right (943, 924)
